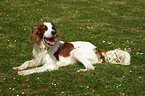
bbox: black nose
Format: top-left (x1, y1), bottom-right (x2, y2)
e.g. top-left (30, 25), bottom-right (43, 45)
top-left (51, 31), bottom-right (56, 35)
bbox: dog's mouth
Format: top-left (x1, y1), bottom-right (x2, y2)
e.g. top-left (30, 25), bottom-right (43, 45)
top-left (43, 37), bottom-right (56, 46)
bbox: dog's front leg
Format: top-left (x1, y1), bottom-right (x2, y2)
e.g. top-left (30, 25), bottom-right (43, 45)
top-left (13, 59), bottom-right (36, 70)
top-left (18, 64), bottom-right (58, 75)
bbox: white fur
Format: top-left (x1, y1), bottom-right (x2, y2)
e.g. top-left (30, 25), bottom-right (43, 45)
top-left (71, 41), bottom-right (97, 49)
top-left (13, 22), bottom-right (131, 75)
top-left (43, 22), bottom-right (54, 38)
top-left (102, 49), bottom-right (130, 65)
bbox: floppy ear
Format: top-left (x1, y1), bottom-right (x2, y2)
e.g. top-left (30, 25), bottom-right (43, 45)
top-left (30, 23), bottom-right (46, 45)
top-left (55, 32), bottom-right (60, 42)
top-left (52, 23), bottom-right (60, 42)
top-left (30, 26), bottom-right (43, 45)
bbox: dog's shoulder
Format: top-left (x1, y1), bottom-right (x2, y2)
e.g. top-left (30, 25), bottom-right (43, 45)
top-left (54, 42), bottom-right (74, 60)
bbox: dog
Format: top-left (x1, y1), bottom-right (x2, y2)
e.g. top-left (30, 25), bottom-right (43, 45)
top-left (13, 22), bottom-right (131, 75)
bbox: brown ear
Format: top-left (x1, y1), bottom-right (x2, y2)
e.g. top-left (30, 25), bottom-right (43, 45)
top-left (52, 24), bottom-right (60, 42)
top-left (30, 24), bottom-right (44, 45)
top-left (55, 33), bottom-right (60, 42)
top-left (95, 48), bottom-right (102, 59)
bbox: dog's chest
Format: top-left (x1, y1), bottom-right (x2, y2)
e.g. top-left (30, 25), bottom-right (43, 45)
top-left (33, 46), bottom-right (48, 62)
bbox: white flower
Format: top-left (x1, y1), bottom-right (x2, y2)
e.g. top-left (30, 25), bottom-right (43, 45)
top-left (102, 40), bottom-right (106, 43)
top-left (87, 86), bottom-right (89, 88)
top-left (22, 92), bottom-right (24, 94)
top-left (119, 83), bottom-right (122, 86)
top-left (136, 52), bottom-right (144, 55)
top-left (128, 48), bottom-right (131, 51)
top-left (52, 83), bottom-right (56, 86)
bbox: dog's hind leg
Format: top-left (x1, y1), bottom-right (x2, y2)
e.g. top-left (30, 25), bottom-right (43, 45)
top-left (71, 48), bottom-right (97, 72)
top-left (77, 60), bottom-right (95, 72)
top-left (13, 59), bottom-right (37, 70)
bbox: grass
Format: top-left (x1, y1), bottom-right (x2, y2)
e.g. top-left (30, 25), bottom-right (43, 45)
top-left (0, 0), bottom-right (145, 95)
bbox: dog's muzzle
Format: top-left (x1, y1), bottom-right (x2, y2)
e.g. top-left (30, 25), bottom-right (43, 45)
top-left (43, 37), bottom-right (56, 46)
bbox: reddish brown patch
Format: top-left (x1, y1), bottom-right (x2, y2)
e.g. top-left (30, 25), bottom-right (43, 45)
top-left (95, 48), bottom-right (102, 59)
top-left (95, 49), bottom-right (108, 59)
top-left (30, 23), bottom-right (47, 45)
top-left (52, 24), bottom-right (60, 42)
top-left (100, 50), bottom-right (108, 60)
top-left (100, 50), bottom-right (108, 54)
top-left (54, 42), bottom-right (74, 60)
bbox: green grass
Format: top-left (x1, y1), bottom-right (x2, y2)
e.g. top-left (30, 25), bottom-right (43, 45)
top-left (1, 0), bottom-right (145, 95)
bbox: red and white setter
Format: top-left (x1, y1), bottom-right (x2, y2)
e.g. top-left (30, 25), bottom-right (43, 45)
top-left (13, 22), bottom-right (131, 75)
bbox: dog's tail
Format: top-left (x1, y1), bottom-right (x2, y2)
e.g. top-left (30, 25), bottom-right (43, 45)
top-left (100, 49), bottom-right (131, 65)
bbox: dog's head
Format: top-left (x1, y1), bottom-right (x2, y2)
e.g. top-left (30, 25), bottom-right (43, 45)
top-left (30, 22), bottom-right (60, 46)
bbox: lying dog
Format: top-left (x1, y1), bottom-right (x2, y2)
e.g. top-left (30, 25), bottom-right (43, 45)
top-left (13, 22), bottom-right (131, 75)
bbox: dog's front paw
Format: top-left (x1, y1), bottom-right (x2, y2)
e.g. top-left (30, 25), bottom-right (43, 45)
top-left (13, 67), bottom-right (22, 70)
top-left (18, 71), bottom-right (25, 75)
top-left (18, 70), bottom-right (30, 76)
top-left (18, 69), bottom-right (35, 76)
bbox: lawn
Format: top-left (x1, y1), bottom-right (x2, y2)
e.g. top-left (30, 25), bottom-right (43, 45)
top-left (0, 0), bottom-right (145, 95)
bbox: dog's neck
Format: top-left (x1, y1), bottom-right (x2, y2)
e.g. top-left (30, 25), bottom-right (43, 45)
top-left (34, 41), bottom-right (60, 54)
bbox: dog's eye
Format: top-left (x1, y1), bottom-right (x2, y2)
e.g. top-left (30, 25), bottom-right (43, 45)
top-left (43, 26), bottom-right (48, 31)
top-left (52, 24), bottom-right (56, 30)
top-left (52, 26), bottom-right (55, 30)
